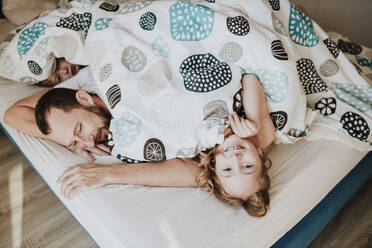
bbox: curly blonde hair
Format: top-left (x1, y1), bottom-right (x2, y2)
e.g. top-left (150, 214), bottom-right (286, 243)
top-left (194, 147), bottom-right (271, 217)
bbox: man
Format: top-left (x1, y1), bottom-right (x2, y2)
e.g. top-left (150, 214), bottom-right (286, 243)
top-left (4, 88), bottom-right (201, 199)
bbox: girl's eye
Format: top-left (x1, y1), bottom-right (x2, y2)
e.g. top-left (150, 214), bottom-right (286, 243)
top-left (242, 164), bottom-right (252, 169)
top-left (222, 168), bottom-right (231, 172)
top-left (78, 123), bottom-right (82, 135)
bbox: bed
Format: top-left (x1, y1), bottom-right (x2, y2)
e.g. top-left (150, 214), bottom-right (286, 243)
top-left (1, 1), bottom-right (372, 247)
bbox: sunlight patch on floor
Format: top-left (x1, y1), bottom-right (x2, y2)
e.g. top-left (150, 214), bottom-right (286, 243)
top-left (8, 162), bottom-right (23, 248)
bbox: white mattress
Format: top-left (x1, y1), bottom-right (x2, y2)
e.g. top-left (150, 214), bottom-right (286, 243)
top-left (0, 20), bottom-right (368, 248)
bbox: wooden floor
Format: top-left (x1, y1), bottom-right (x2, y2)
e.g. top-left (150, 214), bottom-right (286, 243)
top-left (0, 129), bottom-right (371, 248)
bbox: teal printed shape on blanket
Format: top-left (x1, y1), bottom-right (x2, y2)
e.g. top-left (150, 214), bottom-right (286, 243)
top-left (0, 50), bottom-right (15, 76)
top-left (110, 111), bottom-right (143, 148)
top-left (17, 22), bottom-right (48, 59)
top-left (255, 69), bottom-right (289, 103)
top-left (34, 37), bottom-right (49, 57)
top-left (95, 18), bottom-right (113, 31)
top-left (169, 1), bottom-right (215, 41)
top-left (355, 56), bottom-right (372, 70)
top-left (331, 83), bottom-right (372, 113)
top-left (288, 4), bottom-right (318, 47)
top-left (152, 36), bottom-right (169, 58)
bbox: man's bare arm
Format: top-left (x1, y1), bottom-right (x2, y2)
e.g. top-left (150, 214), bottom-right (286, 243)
top-left (3, 89), bottom-right (50, 138)
top-left (57, 158), bottom-right (201, 199)
top-left (3, 89), bottom-right (110, 160)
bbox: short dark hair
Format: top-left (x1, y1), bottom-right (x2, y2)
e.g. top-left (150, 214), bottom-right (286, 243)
top-left (35, 88), bottom-right (82, 135)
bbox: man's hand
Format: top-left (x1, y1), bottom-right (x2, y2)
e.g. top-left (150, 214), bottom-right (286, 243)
top-left (57, 162), bottom-right (111, 199)
top-left (68, 144), bottom-right (111, 162)
top-left (228, 112), bottom-right (259, 138)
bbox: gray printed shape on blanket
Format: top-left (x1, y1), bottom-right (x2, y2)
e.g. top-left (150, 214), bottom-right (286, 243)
top-left (137, 60), bottom-right (171, 97)
top-left (340, 112), bottom-right (370, 141)
top-left (121, 46), bottom-right (147, 72)
top-left (179, 53), bottom-right (232, 93)
top-left (219, 42), bottom-right (243, 63)
top-left (119, 0), bottom-right (152, 14)
top-left (297, 58), bottom-right (328, 95)
top-left (319, 60), bottom-right (339, 77)
top-left (271, 13), bottom-right (287, 36)
top-left (203, 100), bottom-right (229, 120)
top-left (99, 63), bottom-right (113, 82)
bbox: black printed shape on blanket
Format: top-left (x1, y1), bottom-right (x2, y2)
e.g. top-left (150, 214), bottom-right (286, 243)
top-left (99, 2), bottom-right (119, 12)
top-left (297, 58), bottom-right (328, 95)
top-left (143, 138), bottom-right (166, 161)
top-left (270, 111), bottom-right (287, 131)
top-left (226, 16), bottom-right (250, 36)
top-left (271, 40), bottom-right (288, 60)
top-left (27, 60), bottom-right (42, 75)
top-left (56, 12), bottom-right (92, 39)
top-left (139, 12), bottom-right (157, 31)
top-left (179, 53), bottom-right (232, 93)
top-left (106, 84), bottom-right (121, 109)
top-left (340, 112), bottom-right (370, 141)
top-left (117, 154), bottom-right (145, 164)
top-left (323, 38), bottom-right (340, 59)
top-left (315, 97), bottom-right (337, 116)
top-left (337, 39), bottom-right (362, 55)
top-left (232, 88), bottom-right (246, 118)
top-left (268, 0), bottom-right (280, 11)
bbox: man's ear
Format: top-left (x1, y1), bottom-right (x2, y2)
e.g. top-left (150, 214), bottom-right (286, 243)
top-left (75, 90), bottom-right (94, 106)
top-left (257, 148), bottom-right (264, 158)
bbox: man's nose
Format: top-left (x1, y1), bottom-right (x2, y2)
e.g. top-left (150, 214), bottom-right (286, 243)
top-left (77, 135), bottom-right (95, 148)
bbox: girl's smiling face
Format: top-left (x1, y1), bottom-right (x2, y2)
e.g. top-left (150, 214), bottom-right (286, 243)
top-left (214, 131), bottom-right (263, 200)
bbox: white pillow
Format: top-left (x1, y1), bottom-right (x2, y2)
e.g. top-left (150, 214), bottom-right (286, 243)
top-left (2, 0), bottom-right (57, 26)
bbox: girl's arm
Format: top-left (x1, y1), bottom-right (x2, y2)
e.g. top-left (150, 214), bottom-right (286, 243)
top-left (229, 74), bottom-right (269, 137)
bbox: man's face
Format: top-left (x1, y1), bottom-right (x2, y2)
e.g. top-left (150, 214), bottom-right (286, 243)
top-left (43, 58), bottom-right (80, 87)
top-left (45, 106), bottom-right (110, 150)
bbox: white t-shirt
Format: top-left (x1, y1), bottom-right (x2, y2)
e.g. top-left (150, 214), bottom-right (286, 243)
top-left (54, 67), bottom-right (103, 99)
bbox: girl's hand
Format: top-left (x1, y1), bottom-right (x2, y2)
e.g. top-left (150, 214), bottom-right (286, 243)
top-left (228, 112), bottom-right (259, 138)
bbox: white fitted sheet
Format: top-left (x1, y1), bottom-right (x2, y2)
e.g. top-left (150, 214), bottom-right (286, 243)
top-left (0, 19), bottom-right (368, 248)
